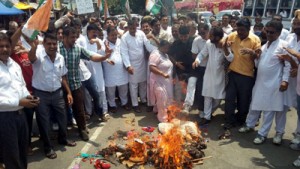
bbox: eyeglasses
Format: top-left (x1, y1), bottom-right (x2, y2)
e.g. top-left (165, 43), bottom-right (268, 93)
top-left (265, 30), bottom-right (275, 35)
top-left (199, 31), bottom-right (206, 35)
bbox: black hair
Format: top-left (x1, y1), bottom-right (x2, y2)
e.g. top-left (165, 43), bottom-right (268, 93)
top-left (223, 13), bottom-right (232, 20)
top-left (105, 17), bottom-right (113, 24)
top-left (178, 25), bottom-right (190, 35)
top-left (254, 23), bottom-right (264, 28)
top-left (198, 23), bottom-right (209, 31)
top-left (150, 18), bottom-right (159, 27)
top-left (210, 27), bottom-right (224, 39)
top-left (272, 14), bottom-right (283, 22)
top-left (107, 26), bottom-right (117, 35)
top-left (70, 18), bottom-right (82, 27)
top-left (236, 17), bottom-right (251, 30)
top-left (187, 13), bottom-right (198, 23)
top-left (87, 23), bottom-right (101, 32)
top-left (128, 19), bottom-right (137, 27)
top-left (160, 14), bottom-right (168, 20)
top-left (265, 20), bottom-right (283, 33)
top-left (141, 19), bottom-right (150, 26)
top-left (159, 39), bottom-right (170, 47)
top-left (63, 26), bottom-right (77, 36)
top-left (0, 32), bottom-right (11, 44)
top-left (44, 32), bottom-right (57, 42)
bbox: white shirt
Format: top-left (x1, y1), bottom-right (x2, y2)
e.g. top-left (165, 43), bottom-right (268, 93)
top-left (121, 30), bottom-right (156, 83)
top-left (83, 35), bottom-right (105, 92)
top-left (75, 34), bottom-right (92, 81)
top-left (191, 36), bottom-right (208, 67)
top-left (32, 48), bottom-right (68, 92)
top-left (251, 39), bottom-right (290, 111)
top-left (102, 38), bottom-right (129, 87)
top-left (197, 40), bottom-right (226, 99)
top-left (0, 58), bottom-right (30, 111)
top-left (279, 29), bottom-right (290, 40)
top-left (222, 25), bottom-right (233, 35)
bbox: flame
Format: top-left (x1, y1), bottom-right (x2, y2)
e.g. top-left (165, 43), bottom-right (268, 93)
top-left (156, 125), bottom-right (192, 168)
top-left (167, 105), bottom-right (182, 122)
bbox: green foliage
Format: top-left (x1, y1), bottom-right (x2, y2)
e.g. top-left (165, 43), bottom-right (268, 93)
top-left (107, 0), bottom-right (146, 15)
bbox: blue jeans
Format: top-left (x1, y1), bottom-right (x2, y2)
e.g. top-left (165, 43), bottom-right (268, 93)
top-left (82, 78), bottom-right (103, 116)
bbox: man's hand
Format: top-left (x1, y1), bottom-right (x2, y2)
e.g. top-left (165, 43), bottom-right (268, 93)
top-left (279, 81), bottom-right (288, 92)
top-left (277, 54), bottom-right (291, 62)
top-left (146, 34), bottom-right (155, 40)
top-left (27, 38), bottom-right (39, 49)
top-left (89, 39), bottom-right (99, 45)
top-left (192, 60), bottom-right (200, 69)
top-left (66, 11), bottom-right (74, 18)
top-left (222, 37), bottom-right (233, 49)
top-left (104, 41), bottom-right (113, 55)
top-left (283, 47), bottom-right (297, 56)
top-left (254, 49), bottom-right (262, 59)
top-left (175, 62), bottom-right (185, 70)
top-left (290, 68), bottom-right (298, 77)
top-left (19, 96), bottom-right (39, 108)
top-left (107, 59), bottom-right (115, 65)
top-left (67, 94), bottom-right (73, 105)
top-left (127, 66), bottom-right (134, 74)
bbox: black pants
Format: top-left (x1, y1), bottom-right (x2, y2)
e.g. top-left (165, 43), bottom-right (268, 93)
top-left (0, 110), bottom-right (28, 169)
top-left (23, 107), bottom-right (34, 146)
top-left (225, 71), bottom-right (255, 125)
top-left (34, 88), bottom-right (68, 153)
top-left (195, 67), bottom-right (206, 111)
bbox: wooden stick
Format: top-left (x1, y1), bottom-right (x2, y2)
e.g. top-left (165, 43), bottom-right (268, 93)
top-left (190, 156), bottom-right (212, 162)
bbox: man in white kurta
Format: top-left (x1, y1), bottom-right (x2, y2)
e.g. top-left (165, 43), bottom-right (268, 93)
top-left (193, 27), bottom-right (228, 125)
top-left (121, 20), bottom-right (156, 112)
top-left (239, 21), bottom-right (291, 145)
top-left (102, 28), bottom-right (129, 111)
top-left (85, 24), bottom-right (108, 117)
top-left (274, 32), bottom-right (299, 145)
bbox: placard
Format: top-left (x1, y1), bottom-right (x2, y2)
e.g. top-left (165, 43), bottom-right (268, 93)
top-left (75, 0), bottom-right (94, 14)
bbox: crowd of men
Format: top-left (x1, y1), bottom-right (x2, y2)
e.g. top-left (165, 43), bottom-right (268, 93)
top-left (1, 8), bottom-right (300, 169)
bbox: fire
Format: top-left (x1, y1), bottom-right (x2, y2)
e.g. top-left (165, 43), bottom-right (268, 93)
top-left (156, 125), bottom-right (192, 168)
top-left (167, 105), bottom-right (182, 122)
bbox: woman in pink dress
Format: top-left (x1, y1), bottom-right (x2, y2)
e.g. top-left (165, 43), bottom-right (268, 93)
top-left (149, 40), bottom-right (174, 122)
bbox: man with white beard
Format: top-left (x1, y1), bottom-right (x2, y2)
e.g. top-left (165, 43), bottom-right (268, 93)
top-left (121, 19), bottom-right (156, 113)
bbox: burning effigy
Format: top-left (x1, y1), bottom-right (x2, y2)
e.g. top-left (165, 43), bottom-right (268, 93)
top-left (95, 105), bottom-right (210, 169)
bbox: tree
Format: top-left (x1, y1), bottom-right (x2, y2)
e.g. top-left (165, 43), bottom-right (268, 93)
top-left (107, 0), bottom-right (146, 15)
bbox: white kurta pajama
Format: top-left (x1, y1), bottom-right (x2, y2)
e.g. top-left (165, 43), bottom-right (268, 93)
top-left (82, 36), bottom-right (108, 113)
top-left (196, 40), bottom-right (226, 120)
top-left (102, 39), bottom-right (129, 107)
top-left (245, 39), bottom-right (290, 137)
top-left (121, 30), bottom-right (156, 106)
top-left (276, 33), bottom-right (300, 135)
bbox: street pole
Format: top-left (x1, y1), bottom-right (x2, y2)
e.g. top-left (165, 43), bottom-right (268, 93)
top-left (197, 0), bottom-right (199, 13)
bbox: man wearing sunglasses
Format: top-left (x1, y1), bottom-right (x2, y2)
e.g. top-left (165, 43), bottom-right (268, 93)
top-left (239, 20), bottom-right (290, 145)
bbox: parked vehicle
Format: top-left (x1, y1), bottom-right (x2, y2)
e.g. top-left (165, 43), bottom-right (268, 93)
top-left (216, 9), bottom-right (242, 20)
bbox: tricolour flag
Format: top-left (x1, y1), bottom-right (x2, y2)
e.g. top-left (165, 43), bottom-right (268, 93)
top-left (146, 0), bottom-right (162, 15)
top-left (0, 0), bottom-right (19, 8)
top-left (98, 0), bottom-right (109, 19)
top-left (22, 0), bottom-right (52, 40)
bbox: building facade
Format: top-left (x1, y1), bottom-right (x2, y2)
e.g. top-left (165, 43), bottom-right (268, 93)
top-left (243, 0), bottom-right (299, 19)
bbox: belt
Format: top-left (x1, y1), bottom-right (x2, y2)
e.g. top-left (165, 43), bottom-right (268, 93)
top-left (33, 87), bottom-right (62, 94)
top-left (0, 109), bottom-right (24, 115)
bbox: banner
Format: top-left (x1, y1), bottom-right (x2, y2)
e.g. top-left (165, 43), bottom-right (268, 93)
top-left (75, 0), bottom-right (94, 15)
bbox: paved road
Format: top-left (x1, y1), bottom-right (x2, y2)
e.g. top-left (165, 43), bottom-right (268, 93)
top-left (28, 104), bottom-right (299, 169)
